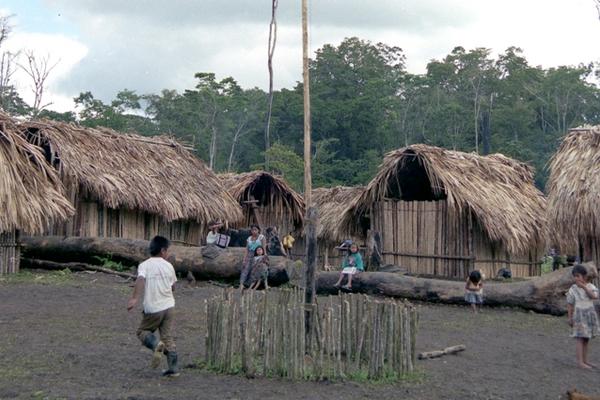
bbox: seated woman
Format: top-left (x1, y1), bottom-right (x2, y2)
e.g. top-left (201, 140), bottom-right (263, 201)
top-left (248, 247), bottom-right (270, 290)
top-left (333, 242), bottom-right (364, 290)
top-left (206, 220), bottom-right (223, 245)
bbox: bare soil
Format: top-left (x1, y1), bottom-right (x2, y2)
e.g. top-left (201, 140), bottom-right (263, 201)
top-left (0, 270), bottom-right (597, 400)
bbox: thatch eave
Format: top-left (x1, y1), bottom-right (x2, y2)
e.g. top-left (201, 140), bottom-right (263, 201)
top-left (20, 119), bottom-right (242, 225)
top-left (341, 144), bottom-right (546, 255)
top-left (0, 114), bottom-right (74, 234)
top-left (546, 125), bottom-right (600, 251)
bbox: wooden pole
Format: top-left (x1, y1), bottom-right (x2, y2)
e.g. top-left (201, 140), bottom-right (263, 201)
top-left (302, 0), bottom-right (318, 354)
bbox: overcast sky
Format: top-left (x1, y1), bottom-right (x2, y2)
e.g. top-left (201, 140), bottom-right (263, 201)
top-left (2, 0), bottom-right (599, 111)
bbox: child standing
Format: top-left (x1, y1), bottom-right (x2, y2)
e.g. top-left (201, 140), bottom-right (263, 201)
top-left (333, 243), bottom-right (364, 290)
top-left (465, 270), bottom-right (484, 313)
top-left (567, 264), bottom-right (600, 369)
top-left (127, 236), bottom-right (179, 377)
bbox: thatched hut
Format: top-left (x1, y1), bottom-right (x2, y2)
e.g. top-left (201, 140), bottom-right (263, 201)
top-left (340, 144), bottom-right (546, 279)
top-left (0, 115), bottom-right (73, 273)
top-left (218, 171), bottom-right (304, 235)
top-left (311, 186), bottom-right (365, 267)
top-left (20, 120), bottom-right (242, 245)
top-left (547, 126), bottom-right (600, 267)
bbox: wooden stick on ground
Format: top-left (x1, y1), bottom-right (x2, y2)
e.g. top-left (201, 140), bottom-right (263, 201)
top-left (21, 258), bottom-right (136, 279)
top-left (418, 344), bottom-right (466, 360)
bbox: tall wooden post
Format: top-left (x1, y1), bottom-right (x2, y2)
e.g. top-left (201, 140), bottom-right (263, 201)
top-left (302, 0), bottom-right (318, 353)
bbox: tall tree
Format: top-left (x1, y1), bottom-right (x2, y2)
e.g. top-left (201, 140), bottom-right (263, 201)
top-left (19, 51), bottom-right (59, 116)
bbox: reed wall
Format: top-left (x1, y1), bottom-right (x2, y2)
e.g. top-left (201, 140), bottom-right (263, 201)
top-left (0, 230), bottom-right (20, 274)
top-left (373, 200), bottom-right (540, 279)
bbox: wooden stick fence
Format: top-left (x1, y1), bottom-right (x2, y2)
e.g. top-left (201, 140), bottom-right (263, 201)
top-left (205, 288), bottom-right (418, 381)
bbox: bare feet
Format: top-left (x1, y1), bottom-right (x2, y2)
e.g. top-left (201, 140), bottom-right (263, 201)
top-left (585, 362), bottom-right (597, 368)
top-left (578, 362), bottom-right (593, 369)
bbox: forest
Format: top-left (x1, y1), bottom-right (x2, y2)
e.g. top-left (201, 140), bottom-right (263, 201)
top-left (3, 37), bottom-right (600, 189)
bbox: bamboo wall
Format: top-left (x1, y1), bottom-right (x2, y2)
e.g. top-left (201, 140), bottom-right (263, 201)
top-left (581, 236), bottom-right (600, 271)
top-left (373, 200), bottom-right (540, 279)
top-left (45, 199), bottom-right (203, 245)
top-left (292, 238), bottom-right (366, 270)
top-left (0, 230), bottom-right (20, 274)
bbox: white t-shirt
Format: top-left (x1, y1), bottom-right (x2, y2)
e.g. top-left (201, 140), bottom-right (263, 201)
top-left (206, 231), bottom-right (218, 245)
top-left (137, 257), bottom-right (177, 314)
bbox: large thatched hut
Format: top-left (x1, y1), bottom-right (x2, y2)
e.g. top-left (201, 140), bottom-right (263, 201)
top-left (20, 120), bottom-right (242, 245)
top-left (218, 171), bottom-right (304, 235)
top-left (547, 126), bottom-right (600, 267)
top-left (340, 144), bottom-right (546, 279)
top-left (0, 115), bottom-right (73, 273)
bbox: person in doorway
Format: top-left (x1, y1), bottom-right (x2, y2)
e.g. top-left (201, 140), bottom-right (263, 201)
top-left (567, 264), bottom-right (600, 369)
top-left (464, 270), bottom-right (484, 313)
top-left (127, 236), bottom-right (179, 377)
top-left (239, 224), bottom-right (265, 289)
top-left (333, 242), bottom-right (364, 290)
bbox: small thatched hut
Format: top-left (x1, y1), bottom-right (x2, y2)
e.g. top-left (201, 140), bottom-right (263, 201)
top-left (20, 120), bottom-right (242, 245)
top-left (311, 186), bottom-right (365, 267)
top-left (219, 171), bottom-right (304, 235)
top-left (340, 144), bottom-right (546, 279)
top-left (547, 126), bottom-right (600, 267)
top-left (0, 114), bottom-right (73, 273)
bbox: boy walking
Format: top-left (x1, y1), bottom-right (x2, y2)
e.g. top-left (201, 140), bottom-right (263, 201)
top-left (127, 236), bottom-right (179, 377)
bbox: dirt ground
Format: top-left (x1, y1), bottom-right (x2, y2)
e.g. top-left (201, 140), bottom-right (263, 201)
top-left (0, 270), bottom-right (598, 400)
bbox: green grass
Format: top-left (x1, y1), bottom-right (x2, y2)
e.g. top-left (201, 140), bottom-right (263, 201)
top-left (0, 269), bottom-right (73, 285)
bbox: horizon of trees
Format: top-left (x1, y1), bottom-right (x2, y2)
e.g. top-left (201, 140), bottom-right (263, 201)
top-left (2, 37), bottom-right (600, 191)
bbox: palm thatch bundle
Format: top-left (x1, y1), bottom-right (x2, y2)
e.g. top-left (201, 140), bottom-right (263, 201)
top-left (20, 119), bottom-right (242, 224)
top-left (313, 186), bottom-right (364, 243)
top-left (219, 171), bottom-right (304, 230)
top-left (0, 114), bottom-right (73, 234)
top-left (340, 144), bottom-right (546, 255)
top-left (547, 126), bottom-right (600, 253)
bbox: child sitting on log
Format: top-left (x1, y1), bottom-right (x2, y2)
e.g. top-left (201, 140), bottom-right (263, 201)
top-left (465, 270), bottom-right (484, 313)
top-left (333, 242), bottom-right (364, 290)
top-left (567, 264), bottom-right (600, 369)
top-left (248, 246), bottom-right (270, 290)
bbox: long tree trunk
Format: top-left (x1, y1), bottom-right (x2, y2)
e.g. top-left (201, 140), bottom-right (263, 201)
top-left (21, 236), bottom-right (291, 285)
top-left (21, 236), bottom-right (577, 315)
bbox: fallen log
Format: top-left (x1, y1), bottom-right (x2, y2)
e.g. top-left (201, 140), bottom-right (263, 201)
top-left (21, 258), bottom-right (136, 279)
top-left (21, 236), bottom-right (291, 285)
top-left (418, 344), bottom-right (466, 360)
top-left (21, 236), bottom-right (578, 314)
top-left (316, 268), bottom-right (576, 315)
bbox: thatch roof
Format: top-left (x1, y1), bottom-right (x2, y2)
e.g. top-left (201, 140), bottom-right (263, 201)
top-left (340, 144), bottom-right (546, 254)
top-left (547, 126), bottom-right (600, 250)
top-left (0, 114), bottom-right (74, 234)
top-left (20, 119), bottom-right (242, 224)
top-left (313, 186), bottom-right (364, 242)
top-left (219, 171), bottom-right (304, 227)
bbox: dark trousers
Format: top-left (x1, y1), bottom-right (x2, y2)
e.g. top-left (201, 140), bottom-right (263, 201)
top-left (136, 307), bottom-right (176, 352)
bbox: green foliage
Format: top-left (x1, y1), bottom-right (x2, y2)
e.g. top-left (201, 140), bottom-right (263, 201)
top-left (38, 37), bottom-right (600, 190)
top-left (0, 269), bottom-right (73, 285)
top-left (92, 255), bottom-right (129, 272)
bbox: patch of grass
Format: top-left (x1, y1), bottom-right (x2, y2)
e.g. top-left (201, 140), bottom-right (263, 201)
top-left (0, 269), bottom-right (73, 285)
top-left (92, 255), bottom-right (131, 272)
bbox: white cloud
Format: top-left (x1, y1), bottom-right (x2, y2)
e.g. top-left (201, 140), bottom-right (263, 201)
top-left (4, 32), bottom-right (87, 112)
top-left (2, 0), bottom-right (598, 112)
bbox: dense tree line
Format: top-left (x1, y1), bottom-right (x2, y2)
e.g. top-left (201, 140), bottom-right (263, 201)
top-left (3, 37), bottom-right (599, 190)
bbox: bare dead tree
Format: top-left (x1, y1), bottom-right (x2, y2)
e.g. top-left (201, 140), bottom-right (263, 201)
top-left (18, 50), bottom-right (59, 116)
top-left (264, 0), bottom-right (278, 168)
top-left (0, 14), bottom-right (12, 48)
